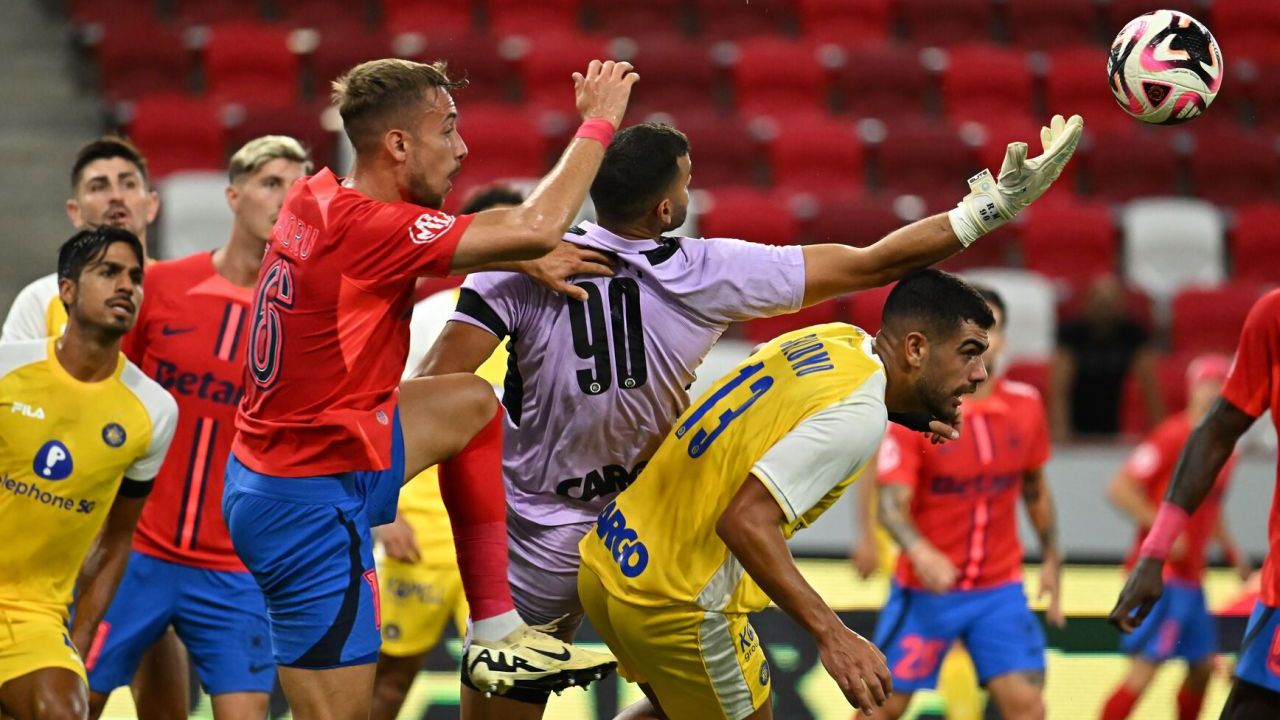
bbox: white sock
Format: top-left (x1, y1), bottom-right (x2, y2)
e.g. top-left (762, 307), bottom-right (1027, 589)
top-left (471, 610), bottom-right (523, 643)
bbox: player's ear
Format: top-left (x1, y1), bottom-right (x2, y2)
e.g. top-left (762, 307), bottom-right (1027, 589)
top-left (145, 189), bottom-right (161, 224)
top-left (225, 184), bottom-right (239, 213)
top-left (904, 330), bottom-right (928, 370)
top-left (65, 197), bottom-right (81, 228)
top-left (385, 129), bottom-right (409, 162)
top-left (58, 276), bottom-right (76, 310)
top-left (656, 197), bottom-right (672, 225)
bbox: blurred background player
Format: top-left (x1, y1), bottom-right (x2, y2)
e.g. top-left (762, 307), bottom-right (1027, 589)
top-left (1111, 289), bottom-right (1280, 719)
top-left (1100, 353), bottom-right (1248, 720)
top-left (579, 269), bottom-right (994, 719)
top-left (2, 137), bottom-right (159, 342)
top-left (872, 286), bottom-right (1063, 720)
top-left (370, 184), bottom-right (523, 720)
top-left (85, 136), bottom-right (313, 720)
top-left (419, 115), bottom-right (1081, 719)
top-left (222, 58), bottom-right (635, 720)
top-left (0, 227), bottom-right (176, 720)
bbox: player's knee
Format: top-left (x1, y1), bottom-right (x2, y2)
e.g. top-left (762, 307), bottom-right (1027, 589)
top-left (33, 691), bottom-right (88, 720)
top-left (999, 691), bottom-right (1045, 720)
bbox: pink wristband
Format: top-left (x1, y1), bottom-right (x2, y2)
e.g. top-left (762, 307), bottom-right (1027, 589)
top-left (575, 118), bottom-right (615, 146)
top-left (1140, 502), bottom-right (1190, 560)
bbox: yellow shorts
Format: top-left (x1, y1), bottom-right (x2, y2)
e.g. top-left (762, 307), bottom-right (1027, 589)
top-left (0, 605), bottom-right (86, 687)
top-left (377, 558), bottom-right (468, 658)
top-left (578, 566), bottom-right (770, 720)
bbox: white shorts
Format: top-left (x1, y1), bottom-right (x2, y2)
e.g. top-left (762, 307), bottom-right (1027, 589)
top-left (506, 508), bottom-right (594, 637)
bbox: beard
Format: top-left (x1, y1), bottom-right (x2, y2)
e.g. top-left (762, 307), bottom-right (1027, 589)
top-left (915, 372), bottom-right (974, 424)
top-left (408, 173), bottom-right (445, 210)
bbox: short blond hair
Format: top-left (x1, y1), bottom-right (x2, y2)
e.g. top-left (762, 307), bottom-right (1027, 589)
top-left (331, 58), bottom-right (466, 152)
top-left (228, 135), bottom-right (312, 184)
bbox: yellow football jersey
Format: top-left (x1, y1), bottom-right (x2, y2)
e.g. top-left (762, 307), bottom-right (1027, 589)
top-left (581, 323), bottom-right (887, 614)
top-left (0, 339), bottom-right (176, 619)
top-left (1, 274), bottom-right (67, 342)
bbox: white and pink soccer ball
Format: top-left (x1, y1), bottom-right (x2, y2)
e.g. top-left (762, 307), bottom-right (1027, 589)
top-left (1107, 9), bottom-right (1223, 125)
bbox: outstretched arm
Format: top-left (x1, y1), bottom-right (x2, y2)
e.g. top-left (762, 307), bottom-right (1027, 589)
top-left (71, 490), bottom-right (148, 655)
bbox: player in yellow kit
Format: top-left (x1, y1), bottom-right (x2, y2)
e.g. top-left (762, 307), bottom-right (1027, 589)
top-left (0, 228), bottom-right (177, 720)
top-left (579, 269), bottom-right (995, 719)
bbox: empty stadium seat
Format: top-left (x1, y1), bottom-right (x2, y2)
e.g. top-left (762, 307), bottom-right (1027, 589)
top-left (763, 113), bottom-right (863, 193)
top-left (203, 22), bottom-right (300, 107)
top-left (960, 268), bottom-right (1057, 361)
top-left (805, 192), bottom-right (902, 247)
top-left (1006, 0), bottom-right (1100, 48)
top-left (1170, 283), bottom-right (1264, 356)
top-left (586, 0), bottom-right (686, 37)
top-left (515, 33), bottom-right (616, 113)
top-left (487, 0), bottom-right (584, 37)
top-left (898, 0), bottom-right (995, 47)
top-left (1004, 359), bottom-right (1050, 400)
top-left (1121, 198), bottom-right (1225, 302)
top-left (307, 29), bottom-right (394, 96)
top-left (621, 37), bottom-right (718, 119)
top-left (872, 117), bottom-right (981, 211)
top-left (273, 0), bottom-right (370, 30)
top-left (157, 171), bottom-right (233, 258)
top-left (690, 0), bottom-right (794, 39)
top-left (742, 299), bottom-right (842, 345)
top-left (452, 102), bottom-right (549, 189)
top-left (1020, 201), bottom-right (1116, 284)
top-left (1214, 0), bottom-right (1280, 64)
top-left (730, 38), bottom-right (829, 116)
top-left (699, 187), bottom-right (799, 246)
top-left (846, 282), bottom-right (893, 335)
top-left (1187, 128), bottom-right (1279, 206)
top-left (832, 44), bottom-right (933, 119)
top-left (124, 95), bottom-right (228, 177)
top-left (405, 34), bottom-right (512, 104)
top-left (1102, 0), bottom-right (1177, 35)
top-left (225, 102), bottom-right (336, 172)
top-left (1081, 128), bottom-right (1180, 201)
top-left (381, 0), bottom-right (473, 36)
top-left (794, 0), bottom-right (890, 44)
top-left (1232, 203), bottom-right (1280, 284)
top-left (666, 110), bottom-right (763, 188)
top-left (1044, 46), bottom-right (1132, 132)
top-left (171, 0), bottom-right (261, 26)
top-left (68, 0), bottom-right (158, 28)
top-left (1246, 61), bottom-right (1280, 129)
top-left (941, 45), bottom-right (1034, 124)
top-left (95, 20), bottom-right (190, 101)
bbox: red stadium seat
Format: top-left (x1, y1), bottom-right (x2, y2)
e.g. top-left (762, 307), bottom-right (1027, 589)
top-left (1045, 46), bottom-right (1132, 132)
top-left (487, 0), bottom-right (584, 37)
top-left (1170, 283), bottom-right (1265, 356)
top-left (897, 0), bottom-right (995, 47)
top-left (380, 0), bottom-right (473, 37)
top-left (273, 0), bottom-right (371, 31)
top-left (742, 300), bottom-right (842, 345)
top-left (1232, 204), bottom-right (1280, 285)
top-left (832, 44), bottom-right (932, 118)
top-left (621, 37), bottom-right (718, 120)
top-left (405, 34), bottom-right (512, 104)
top-left (874, 117), bottom-right (982, 211)
top-left (1214, 0), bottom-right (1280, 64)
top-left (846, 282), bottom-right (893, 335)
top-left (307, 29), bottom-right (394, 97)
top-left (95, 20), bottom-right (191, 102)
top-left (225, 102), bottom-right (337, 172)
top-left (941, 45), bottom-right (1034, 124)
top-left (1004, 360), bottom-right (1050, 400)
top-left (125, 95), bottom-right (227, 178)
top-left (1246, 61), bottom-right (1280, 129)
top-left (794, 0), bottom-right (890, 44)
top-left (805, 192), bottom-right (902, 247)
top-left (689, 0), bottom-right (794, 39)
top-left (1187, 128), bottom-right (1279, 206)
top-left (1102, 0), bottom-right (1177, 35)
top-left (451, 102), bottom-right (549, 193)
top-left (699, 187), bottom-right (799, 246)
top-left (1005, 0), bottom-right (1099, 48)
top-left (666, 110), bottom-right (762, 188)
top-left (763, 113), bottom-right (863, 193)
top-left (1119, 352), bottom-right (1193, 435)
top-left (69, 0), bottom-right (158, 28)
top-left (171, 0), bottom-right (261, 26)
top-left (730, 38), bottom-right (829, 116)
top-left (1079, 128), bottom-right (1179, 201)
top-left (586, 0), bottom-right (686, 37)
top-left (516, 33), bottom-right (616, 113)
top-left (203, 22), bottom-right (301, 108)
top-left (1020, 201), bottom-right (1116, 284)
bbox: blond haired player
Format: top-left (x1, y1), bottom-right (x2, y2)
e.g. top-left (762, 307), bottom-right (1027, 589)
top-left (579, 269), bottom-right (995, 719)
top-left (0, 228), bottom-right (176, 720)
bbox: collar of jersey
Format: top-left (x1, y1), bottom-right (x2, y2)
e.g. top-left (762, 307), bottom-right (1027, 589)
top-left (574, 221), bottom-right (662, 254)
top-left (45, 337), bottom-right (124, 389)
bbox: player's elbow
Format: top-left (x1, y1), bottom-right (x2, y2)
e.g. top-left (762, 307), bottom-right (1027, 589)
top-left (715, 510), bottom-right (750, 549)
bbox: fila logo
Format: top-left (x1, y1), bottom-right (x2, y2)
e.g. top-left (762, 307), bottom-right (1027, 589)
top-left (11, 402), bottom-right (45, 420)
top-left (409, 212), bottom-right (456, 245)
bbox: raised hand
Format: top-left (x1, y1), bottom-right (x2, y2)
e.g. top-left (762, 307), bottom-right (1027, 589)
top-left (572, 60), bottom-right (640, 129)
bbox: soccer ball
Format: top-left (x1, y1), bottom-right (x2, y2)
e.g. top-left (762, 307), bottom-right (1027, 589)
top-left (1107, 9), bottom-right (1223, 125)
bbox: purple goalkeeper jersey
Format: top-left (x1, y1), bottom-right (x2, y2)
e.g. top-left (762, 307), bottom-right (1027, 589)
top-left (451, 221), bottom-right (806, 525)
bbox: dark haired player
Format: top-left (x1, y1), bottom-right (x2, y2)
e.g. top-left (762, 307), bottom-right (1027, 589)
top-left (421, 116), bottom-right (1083, 718)
top-left (3, 136), bottom-right (159, 342)
top-left (872, 286), bottom-right (1062, 720)
top-left (1112, 289), bottom-right (1280, 720)
top-left (579, 269), bottom-right (994, 719)
top-left (0, 228), bottom-right (176, 720)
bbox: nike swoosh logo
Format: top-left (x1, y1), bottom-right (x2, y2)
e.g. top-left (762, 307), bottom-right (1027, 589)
top-left (529, 646), bottom-right (572, 662)
top-left (161, 325), bottom-right (196, 336)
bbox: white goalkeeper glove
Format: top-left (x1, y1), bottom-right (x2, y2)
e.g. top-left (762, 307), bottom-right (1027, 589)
top-left (948, 114), bottom-right (1084, 247)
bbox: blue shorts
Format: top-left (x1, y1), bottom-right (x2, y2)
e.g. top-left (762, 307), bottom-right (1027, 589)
top-left (1119, 580), bottom-right (1215, 664)
top-left (85, 551), bottom-right (273, 696)
top-left (873, 580), bottom-right (1046, 691)
top-left (1237, 601), bottom-right (1280, 693)
top-left (222, 409), bottom-right (404, 669)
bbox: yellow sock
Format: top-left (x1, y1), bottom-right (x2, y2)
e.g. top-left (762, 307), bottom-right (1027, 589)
top-left (938, 645), bottom-right (984, 720)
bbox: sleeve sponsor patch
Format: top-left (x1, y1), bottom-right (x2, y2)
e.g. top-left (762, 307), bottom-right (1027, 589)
top-left (410, 212), bottom-right (457, 245)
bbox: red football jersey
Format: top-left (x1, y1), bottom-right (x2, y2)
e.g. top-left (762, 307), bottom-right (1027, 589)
top-left (233, 170), bottom-right (472, 477)
top-left (1221, 289), bottom-right (1280, 605)
top-left (878, 378), bottom-right (1052, 591)
top-left (1121, 413), bottom-right (1234, 584)
top-left (123, 252), bottom-right (251, 572)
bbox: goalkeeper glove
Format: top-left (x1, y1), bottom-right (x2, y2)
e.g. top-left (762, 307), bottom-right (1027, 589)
top-left (948, 114), bottom-right (1084, 247)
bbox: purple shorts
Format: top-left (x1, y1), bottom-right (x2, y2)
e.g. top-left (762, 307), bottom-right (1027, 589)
top-left (506, 508), bottom-right (594, 636)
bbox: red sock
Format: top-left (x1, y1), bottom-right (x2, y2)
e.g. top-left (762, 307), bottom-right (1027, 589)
top-left (1177, 686), bottom-right (1205, 720)
top-left (438, 406), bottom-right (514, 621)
top-left (1101, 685), bottom-right (1140, 720)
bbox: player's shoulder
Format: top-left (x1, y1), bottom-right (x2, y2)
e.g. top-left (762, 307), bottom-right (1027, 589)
top-left (16, 273), bottom-right (58, 299)
top-left (145, 252), bottom-right (213, 286)
top-left (0, 339), bottom-right (51, 378)
top-left (119, 359), bottom-right (178, 425)
top-left (996, 377), bottom-right (1044, 404)
top-left (1245, 288), bottom-right (1280, 327)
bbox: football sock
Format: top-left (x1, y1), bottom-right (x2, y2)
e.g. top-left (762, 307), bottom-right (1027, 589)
top-left (1177, 686), bottom-right (1205, 720)
top-left (439, 405), bottom-right (517, 636)
top-left (1101, 684), bottom-right (1140, 720)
